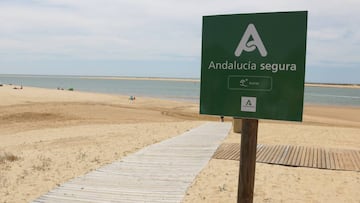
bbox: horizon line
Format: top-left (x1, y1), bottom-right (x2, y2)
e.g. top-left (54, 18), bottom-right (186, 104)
top-left (1, 73), bottom-right (360, 86)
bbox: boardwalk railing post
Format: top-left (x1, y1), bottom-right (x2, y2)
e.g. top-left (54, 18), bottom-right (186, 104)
top-left (238, 119), bottom-right (258, 203)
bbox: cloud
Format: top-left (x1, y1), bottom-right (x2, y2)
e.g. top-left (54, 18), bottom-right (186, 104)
top-left (0, 0), bottom-right (206, 61)
top-left (0, 0), bottom-right (360, 80)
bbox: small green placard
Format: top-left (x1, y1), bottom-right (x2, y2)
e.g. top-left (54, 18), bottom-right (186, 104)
top-left (200, 11), bottom-right (308, 121)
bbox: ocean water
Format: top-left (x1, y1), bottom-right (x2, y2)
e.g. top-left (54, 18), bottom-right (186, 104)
top-left (1, 75), bottom-right (359, 107)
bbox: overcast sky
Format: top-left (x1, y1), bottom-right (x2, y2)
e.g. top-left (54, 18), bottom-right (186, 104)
top-left (1, 0), bottom-right (359, 83)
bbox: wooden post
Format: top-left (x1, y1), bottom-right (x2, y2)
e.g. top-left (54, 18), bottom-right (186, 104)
top-left (237, 119), bottom-right (258, 203)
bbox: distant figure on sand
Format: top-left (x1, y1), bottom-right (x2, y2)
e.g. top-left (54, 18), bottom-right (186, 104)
top-left (13, 85), bottom-right (23, 90)
top-left (220, 116), bottom-right (224, 122)
top-left (129, 96), bottom-right (136, 102)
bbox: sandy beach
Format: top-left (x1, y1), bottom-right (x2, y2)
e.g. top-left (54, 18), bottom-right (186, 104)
top-left (0, 85), bottom-right (359, 202)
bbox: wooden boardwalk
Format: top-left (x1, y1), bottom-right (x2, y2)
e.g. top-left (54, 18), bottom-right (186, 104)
top-left (213, 143), bottom-right (360, 171)
top-left (33, 122), bottom-right (231, 203)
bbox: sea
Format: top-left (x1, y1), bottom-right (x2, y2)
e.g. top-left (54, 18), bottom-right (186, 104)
top-left (1, 74), bottom-right (359, 107)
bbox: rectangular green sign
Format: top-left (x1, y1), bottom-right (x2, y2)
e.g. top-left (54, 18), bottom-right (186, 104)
top-left (200, 11), bottom-right (308, 121)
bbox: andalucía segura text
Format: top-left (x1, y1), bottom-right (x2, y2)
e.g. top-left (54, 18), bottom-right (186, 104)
top-left (207, 60), bottom-right (297, 73)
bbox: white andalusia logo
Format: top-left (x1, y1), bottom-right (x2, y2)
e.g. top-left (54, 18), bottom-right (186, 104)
top-left (234, 24), bottom-right (267, 57)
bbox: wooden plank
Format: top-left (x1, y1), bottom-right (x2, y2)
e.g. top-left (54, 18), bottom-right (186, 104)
top-left (306, 146), bottom-right (312, 167)
top-left (256, 144), bottom-right (264, 153)
top-left (255, 144), bottom-right (264, 161)
top-left (269, 145), bottom-right (282, 163)
top-left (217, 144), bottom-right (227, 159)
top-left (319, 148), bottom-right (324, 169)
top-left (316, 147), bottom-right (322, 168)
top-left (291, 146), bottom-right (300, 166)
top-left (279, 145), bottom-right (291, 165)
top-left (329, 151), bottom-right (336, 170)
top-left (299, 146), bottom-right (307, 167)
top-left (273, 145), bottom-right (284, 163)
top-left (348, 150), bottom-right (358, 171)
top-left (304, 147), bottom-right (311, 167)
top-left (229, 147), bottom-right (240, 160)
top-left (294, 146), bottom-right (303, 166)
top-left (257, 145), bottom-right (272, 162)
top-left (261, 145), bottom-right (273, 163)
top-left (213, 143), bottom-right (236, 160)
top-left (355, 151), bottom-right (360, 170)
top-left (256, 145), bottom-right (267, 162)
top-left (324, 148), bottom-right (331, 169)
top-left (213, 145), bottom-right (227, 158)
top-left (320, 149), bottom-right (325, 169)
top-left (281, 145), bottom-right (291, 165)
top-left (284, 145), bottom-right (295, 166)
top-left (341, 150), bottom-right (349, 170)
top-left (353, 150), bottom-right (360, 171)
top-left (291, 146), bottom-right (301, 166)
top-left (256, 144), bottom-right (269, 162)
top-left (272, 145), bottom-right (284, 164)
top-left (275, 145), bottom-right (285, 163)
top-left (213, 143), bottom-right (360, 172)
top-left (312, 147), bottom-right (318, 168)
top-left (339, 151), bottom-right (346, 170)
top-left (331, 150), bottom-right (338, 170)
top-left (286, 146), bottom-right (295, 165)
top-left (350, 151), bottom-right (360, 171)
top-left (293, 146), bottom-right (301, 166)
top-left (315, 148), bottom-right (320, 168)
top-left (228, 143), bottom-right (238, 151)
top-left (309, 147), bottom-right (315, 168)
top-left (355, 151), bottom-right (360, 171)
top-left (338, 151), bottom-right (345, 170)
top-left (278, 145), bottom-right (290, 165)
top-left (264, 145), bottom-right (277, 163)
top-left (295, 146), bottom-right (303, 166)
top-left (343, 150), bottom-right (355, 171)
top-left (333, 151), bottom-right (341, 170)
top-left (33, 122), bottom-right (232, 203)
top-left (323, 148), bottom-right (328, 169)
top-left (262, 145), bottom-right (277, 163)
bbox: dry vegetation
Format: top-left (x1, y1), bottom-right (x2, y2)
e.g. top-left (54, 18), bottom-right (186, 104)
top-left (0, 152), bottom-right (20, 164)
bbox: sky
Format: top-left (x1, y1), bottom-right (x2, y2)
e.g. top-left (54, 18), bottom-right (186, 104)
top-left (0, 0), bottom-right (359, 83)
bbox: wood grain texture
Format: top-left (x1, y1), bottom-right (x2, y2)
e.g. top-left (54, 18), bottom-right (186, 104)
top-left (213, 143), bottom-right (360, 172)
top-left (33, 122), bottom-right (231, 203)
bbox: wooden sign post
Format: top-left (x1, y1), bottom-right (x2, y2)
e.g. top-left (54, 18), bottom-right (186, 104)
top-left (200, 11), bottom-right (307, 203)
top-left (237, 119), bottom-right (258, 203)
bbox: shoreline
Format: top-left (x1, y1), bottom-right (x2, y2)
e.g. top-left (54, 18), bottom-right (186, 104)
top-left (0, 74), bottom-right (200, 83)
top-left (0, 84), bottom-right (360, 109)
top-left (1, 85), bottom-right (359, 128)
top-left (1, 74), bottom-right (360, 88)
top-left (305, 83), bottom-right (360, 89)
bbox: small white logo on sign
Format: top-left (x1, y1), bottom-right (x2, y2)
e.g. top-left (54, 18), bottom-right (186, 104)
top-left (234, 24), bottom-right (267, 57)
top-left (241, 97), bottom-right (257, 112)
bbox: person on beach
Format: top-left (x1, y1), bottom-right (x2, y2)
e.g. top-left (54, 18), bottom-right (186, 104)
top-left (13, 85), bottom-right (23, 90)
top-left (129, 96), bottom-right (136, 102)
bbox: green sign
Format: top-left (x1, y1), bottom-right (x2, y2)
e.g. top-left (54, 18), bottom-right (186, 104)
top-left (200, 11), bottom-right (308, 121)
